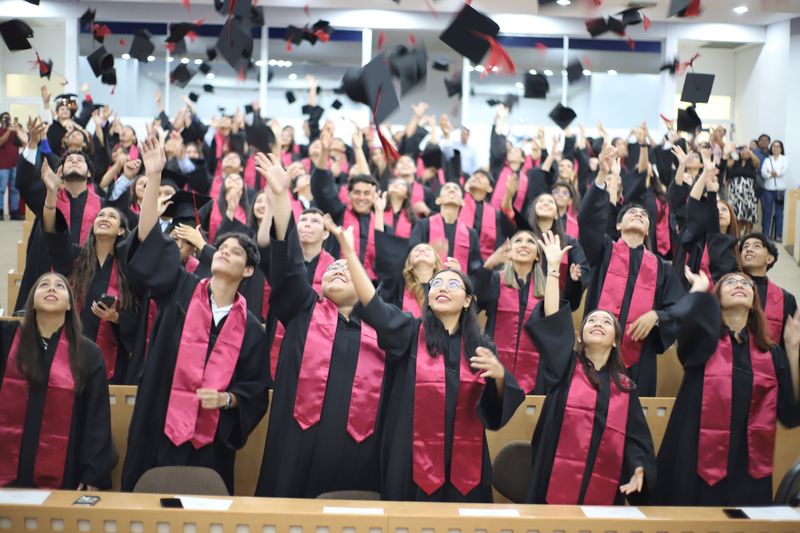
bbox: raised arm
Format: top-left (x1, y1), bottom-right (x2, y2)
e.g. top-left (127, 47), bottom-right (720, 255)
top-left (538, 231), bottom-right (572, 316)
top-left (578, 145), bottom-right (615, 267)
top-left (326, 216), bottom-right (375, 307)
top-left (137, 136), bottom-right (167, 241)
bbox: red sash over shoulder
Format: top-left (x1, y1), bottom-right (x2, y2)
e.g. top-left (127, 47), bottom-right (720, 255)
top-left (292, 298), bottom-right (385, 442)
top-left (208, 200), bottom-right (247, 242)
top-left (0, 330), bottom-right (75, 488)
top-left (93, 259), bottom-right (119, 379)
top-left (597, 240), bottom-right (658, 368)
top-left (402, 288), bottom-right (423, 318)
top-left (459, 195), bottom-right (497, 259)
top-left (564, 211), bottom-right (579, 240)
top-left (655, 197), bottom-right (671, 257)
top-left (764, 280), bottom-right (785, 345)
top-left (56, 187), bottom-right (101, 246)
top-left (495, 280), bottom-right (540, 393)
top-left (413, 327), bottom-right (485, 496)
top-left (697, 334), bottom-right (777, 485)
top-left (490, 166), bottom-right (528, 213)
top-left (546, 363), bottom-right (630, 504)
top-left (428, 214), bottom-right (470, 272)
top-left (184, 255), bottom-right (200, 274)
top-left (384, 208), bottom-right (412, 239)
top-left (164, 279), bottom-right (247, 449)
top-left (343, 210), bottom-right (376, 280)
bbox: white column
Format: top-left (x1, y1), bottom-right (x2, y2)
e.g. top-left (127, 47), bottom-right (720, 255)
top-left (659, 27), bottom-right (679, 121)
top-left (64, 16), bottom-right (79, 94)
top-left (461, 57), bottom-right (471, 127)
top-left (260, 25), bottom-right (268, 116)
top-left (561, 36), bottom-right (569, 106)
top-left (361, 28), bottom-right (372, 67)
top-left (164, 49), bottom-right (171, 116)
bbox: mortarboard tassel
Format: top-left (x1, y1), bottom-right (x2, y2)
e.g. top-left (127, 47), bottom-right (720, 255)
top-left (313, 29), bottom-right (330, 42)
top-left (684, 0), bottom-right (701, 17)
top-left (408, 33), bottom-right (416, 46)
top-left (182, 0), bottom-right (191, 14)
top-left (304, 4), bottom-right (310, 17)
top-left (627, 37), bottom-right (636, 50)
top-left (424, 0), bottom-right (438, 18)
top-left (119, 38), bottom-right (127, 46)
top-left (378, 31), bottom-right (386, 50)
top-left (471, 32), bottom-right (516, 76)
top-left (374, 88), bottom-right (400, 163)
top-left (643, 14), bottom-right (652, 31)
top-left (535, 42), bottom-right (547, 55)
top-left (92, 23), bottom-right (112, 41)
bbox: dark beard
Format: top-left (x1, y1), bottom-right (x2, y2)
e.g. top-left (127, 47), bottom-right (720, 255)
top-left (62, 172), bottom-right (87, 183)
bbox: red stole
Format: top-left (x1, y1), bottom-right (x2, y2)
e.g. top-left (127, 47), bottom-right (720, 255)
top-left (459, 195), bottom-right (497, 259)
top-left (208, 200), bottom-right (247, 242)
top-left (270, 251), bottom-right (335, 380)
top-left (655, 197), bottom-right (671, 257)
top-left (280, 144), bottom-right (299, 169)
top-left (597, 240), bottom-right (658, 368)
top-left (213, 131), bottom-right (227, 159)
top-left (564, 211), bottom-right (579, 239)
top-left (127, 144), bottom-right (139, 161)
top-left (384, 209), bottom-right (412, 239)
top-left (764, 281), bottom-right (785, 345)
top-left (413, 327), bottom-right (485, 495)
top-left (290, 200), bottom-right (305, 222)
top-left (428, 214), bottom-right (470, 272)
top-left (411, 180), bottom-right (426, 207)
top-left (164, 279), bottom-right (247, 448)
top-left (292, 298), bottom-right (385, 442)
top-left (402, 288), bottom-right (422, 318)
top-left (490, 166), bottom-right (528, 213)
top-left (56, 187), bottom-right (101, 246)
top-left (184, 255), bottom-right (200, 274)
top-left (342, 210), bottom-right (376, 279)
top-left (93, 258), bottom-right (119, 379)
top-left (546, 363), bottom-right (630, 504)
top-left (495, 280), bottom-right (540, 393)
top-left (0, 330), bottom-right (75, 488)
top-left (697, 334), bottom-right (777, 485)
top-left (243, 155), bottom-right (257, 190)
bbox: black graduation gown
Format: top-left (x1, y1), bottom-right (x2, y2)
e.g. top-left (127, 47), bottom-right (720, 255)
top-left (409, 217), bottom-right (483, 275)
top-left (119, 226), bottom-right (270, 494)
top-left (373, 231), bottom-right (416, 309)
top-left (524, 303), bottom-right (657, 504)
top-left (255, 230), bottom-right (385, 497)
top-left (15, 154), bottom-right (106, 312)
top-left (579, 183), bottom-right (685, 396)
top-left (654, 293), bottom-right (800, 505)
top-left (358, 294), bottom-right (525, 502)
top-left (622, 170), bottom-right (673, 260)
top-left (0, 322), bottom-right (115, 489)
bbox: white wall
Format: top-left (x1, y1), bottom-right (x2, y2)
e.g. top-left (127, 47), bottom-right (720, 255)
top-left (786, 18), bottom-right (800, 187)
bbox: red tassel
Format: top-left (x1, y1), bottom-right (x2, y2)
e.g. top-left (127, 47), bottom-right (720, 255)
top-left (643, 14), bottom-right (651, 31)
top-left (193, 18), bottom-right (205, 26)
top-left (678, 52), bottom-right (700, 74)
top-left (378, 31), bottom-right (386, 50)
top-left (685, 0), bottom-right (701, 16)
top-left (187, 30), bottom-right (198, 43)
top-left (659, 113), bottom-right (673, 126)
top-left (535, 42), bottom-right (547, 54)
top-left (92, 24), bottom-right (111, 40)
top-left (408, 33), bottom-right (416, 46)
top-left (424, 0), bottom-right (438, 18)
top-left (286, 41), bottom-right (293, 52)
top-left (182, 0), bottom-right (191, 14)
top-left (313, 30), bottom-right (330, 43)
top-left (582, 55), bottom-right (593, 69)
top-left (472, 32), bottom-right (516, 76)
top-left (627, 37), bottom-right (636, 50)
top-left (374, 88), bottom-right (399, 163)
top-left (119, 38), bottom-right (127, 46)
top-left (111, 85), bottom-right (116, 95)
top-left (304, 4), bottom-right (310, 17)
top-left (165, 42), bottom-right (176, 53)
top-left (238, 66), bottom-right (246, 80)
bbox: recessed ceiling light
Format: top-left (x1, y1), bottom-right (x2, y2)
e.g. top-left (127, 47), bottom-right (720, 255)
top-left (193, 58), bottom-right (203, 65)
top-left (607, 69), bottom-right (618, 75)
top-left (515, 81), bottom-right (524, 89)
top-left (121, 53), bottom-right (130, 60)
top-left (543, 69), bottom-right (554, 76)
top-left (285, 60), bottom-right (293, 67)
top-left (206, 72), bottom-right (215, 80)
top-left (268, 59), bottom-right (277, 66)
top-left (583, 69), bottom-right (592, 76)
top-left (528, 69), bottom-right (537, 75)
top-left (475, 65), bottom-right (485, 72)
top-left (166, 56), bottom-right (174, 63)
top-left (147, 55), bottom-right (155, 62)
top-left (288, 73), bottom-right (298, 80)
top-left (180, 57), bottom-right (189, 64)
top-left (556, 0), bottom-right (571, 5)
top-left (733, 5), bottom-right (749, 14)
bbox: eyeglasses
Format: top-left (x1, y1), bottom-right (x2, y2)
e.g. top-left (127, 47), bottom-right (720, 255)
top-left (429, 278), bottom-right (464, 291)
top-left (721, 277), bottom-right (754, 289)
top-left (551, 189), bottom-right (571, 197)
top-left (326, 262), bottom-right (349, 273)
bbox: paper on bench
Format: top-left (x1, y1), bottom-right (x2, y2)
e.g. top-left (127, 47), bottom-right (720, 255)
top-left (740, 507), bottom-right (800, 521)
top-left (177, 496), bottom-right (233, 511)
top-left (580, 506), bottom-right (646, 519)
top-left (0, 490), bottom-right (50, 505)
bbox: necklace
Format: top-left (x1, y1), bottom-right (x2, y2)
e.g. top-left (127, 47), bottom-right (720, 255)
top-left (40, 337), bottom-right (49, 351)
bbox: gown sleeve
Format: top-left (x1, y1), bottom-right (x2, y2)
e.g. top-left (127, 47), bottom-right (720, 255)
top-left (76, 340), bottom-right (115, 489)
top-left (470, 266), bottom-right (499, 314)
top-left (15, 154), bottom-right (46, 216)
top-left (666, 292), bottom-right (722, 369)
top-left (123, 224), bottom-right (184, 302)
top-left (374, 231), bottom-right (410, 292)
top-left (268, 229), bottom-right (318, 325)
top-left (477, 368), bottom-right (525, 431)
top-left (197, 244), bottom-right (216, 271)
top-left (42, 210), bottom-right (80, 275)
top-left (310, 167), bottom-right (346, 223)
top-left (772, 345), bottom-right (800, 428)
top-left (524, 302), bottom-right (575, 389)
top-left (467, 228), bottom-right (483, 274)
top-left (564, 237), bottom-right (590, 311)
top-left (621, 391), bottom-right (657, 505)
top-left (358, 293), bottom-right (417, 358)
top-left (578, 183), bottom-right (612, 268)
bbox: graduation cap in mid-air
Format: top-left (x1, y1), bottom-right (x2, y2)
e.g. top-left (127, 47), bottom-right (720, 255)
top-left (677, 105), bottom-right (702, 133)
top-left (171, 63), bottom-right (196, 88)
top-left (669, 0), bottom-right (702, 18)
top-left (680, 72), bottom-right (714, 104)
top-left (566, 59), bottom-right (585, 84)
top-left (215, 18), bottom-right (253, 71)
top-left (0, 19), bottom-right (34, 52)
top-left (285, 91), bottom-right (296, 104)
top-left (341, 53), bottom-right (399, 125)
top-left (388, 44), bottom-right (428, 96)
top-left (203, 83), bottom-right (214, 93)
top-left (440, 4), bottom-right (499, 65)
top-left (86, 46), bottom-right (115, 77)
top-left (35, 54), bottom-right (54, 79)
top-left (524, 72), bottom-right (549, 99)
top-left (79, 8), bottom-right (96, 30)
top-left (432, 57), bottom-right (451, 72)
top-left (198, 62), bottom-right (211, 75)
top-left (444, 76), bottom-right (462, 98)
top-left (549, 103), bottom-right (577, 130)
top-left (331, 99), bottom-right (343, 110)
top-left (188, 92), bottom-right (200, 103)
top-left (101, 68), bottom-right (117, 87)
top-left (214, 0), bottom-right (251, 18)
top-left (244, 121), bottom-right (276, 154)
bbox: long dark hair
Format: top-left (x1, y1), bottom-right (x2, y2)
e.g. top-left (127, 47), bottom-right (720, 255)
top-left (528, 193), bottom-right (568, 243)
top-left (17, 272), bottom-right (86, 392)
top-left (247, 190), bottom-right (266, 232)
top-left (69, 208), bottom-right (134, 310)
top-left (575, 309), bottom-right (634, 392)
top-left (714, 272), bottom-right (775, 350)
top-left (421, 269), bottom-right (495, 367)
top-left (388, 179), bottom-right (418, 228)
top-left (217, 175), bottom-right (251, 221)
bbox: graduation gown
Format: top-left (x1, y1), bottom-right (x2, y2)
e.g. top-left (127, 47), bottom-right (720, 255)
top-left (256, 230), bottom-right (386, 497)
top-left (409, 217), bottom-right (483, 275)
top-left (358, 294), bottom-right (525, 502)
top-left (579, 183), bottom-right (685, 396)
top-left (654, 293), bottom-right (800, 505)
top-left (524, 303), bottom-right (657, 504)
top-left (14, 154), bottom-right (106, 312)
top-left (0, 322), bottom-right (115, 489)
top-left (752, 275), bottom-right (798, 350)
top-left (373, 230), bottom-right (422, 313)
top-left (120, 226), bottom-right (270, 494)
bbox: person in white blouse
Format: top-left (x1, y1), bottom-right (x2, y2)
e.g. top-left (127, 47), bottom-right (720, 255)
top-left (760, 140), bottom-right (789, 242)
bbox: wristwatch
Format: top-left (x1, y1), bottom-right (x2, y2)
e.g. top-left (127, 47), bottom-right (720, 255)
top-left (222, 392), bottom-right (233, 410)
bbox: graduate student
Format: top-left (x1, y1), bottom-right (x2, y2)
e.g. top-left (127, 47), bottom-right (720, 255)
top-left (457, 170), bottom-right (517, 259)
top-left (255, 154), bottom-right (387, 498)
top-left (579, 146), bottom-right (683, 396)
top-left (120, 136), bottom-right (270, 494)
top-left (655, 270), bottom-right (800, 505)
top-left (337, 223), bottom-right (524, 502)
top-left (524, 231), bottom-right (657, 505)
top-left (0, 272), bottom-right (114, 490)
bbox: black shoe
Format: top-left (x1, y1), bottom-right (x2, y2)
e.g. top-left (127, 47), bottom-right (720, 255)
top-left (9, 211), bottom-right (24, 221)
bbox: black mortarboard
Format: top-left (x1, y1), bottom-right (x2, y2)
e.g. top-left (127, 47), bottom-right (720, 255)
top-left (524, 72), bottom-right (549, 98)
top-left (619, 7), bottom-right (644, 26)
top-left (215, 18), bottom-right (253, 70)
top-left (586, 18), bottom-right (609, 38)
top-left (421, 145), bottom-right (443, 169)
top-left (677, 105), bottom-right (702, 133)
top-left (245, 122), bottom-right (276, 153)
top-left (549, 103), bottom-right (576, 129)
top-left (161, 168), bottom-right (188, 192)
top-left (439, 3), bottom-right (499, 65)
top-left (309, 19), bottom-right (333, 44)
top-left (389, 44), bottom-right (427, 96)
top-left (285, 91), bottom-right (296, 104)
top-left (669, 0), bottom-right (702, 18)
top-left (444, 76), bottom-right (462, 98)
top-left (198, 62), bottom-right (211, 74)
top-left (432, 58), bottom-right (451, 72)
top-left (130, 29), bottom-right (155, 62)
top-left (87, 46), bottom-right (114, 77)
top-left (244, 104), bottom-right (254, 114)
top-left (101, 68), bottom-right (117, 86)
top-left (660, 57), bottom-right (679, 75)
top-left (0, 19), bottom-right (34, 52)
top-left (486, 98), bottom-right (501, 107)
top-left (285, 25), bottom-right (305, 47)
top-left (37, 56), bottom-right (54, 79)
top-left (171, 63), bottom-right (195, 88)
top-left (203, 83), bottom-right (214, 93)
top-left (217, 106), bottom-right (226, 114)
top-left (163, 190), bottom-right (211, 224)
top-left (680, 72), bottom-right (714, 104)
top-left (215, 0), bottom-right (251, 18)
top-left (188, 92), bottom-right (199, 103)
top-left (206, 46), bottom-right (217, 62)
top-left (166, 22), bottom-right (195, 43)
top-left (79, 8), bottom-right (96, 29)
top-left (606, 16), bottom-right (626, 35)
top-left (169, 39), bottom-right (187, 57)
top-left (566, 59), bottom-right (584, 84)
top-left (341, 53), bottom-right (399, 124)
top-left (331, 99), bottom-right (343, 110)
